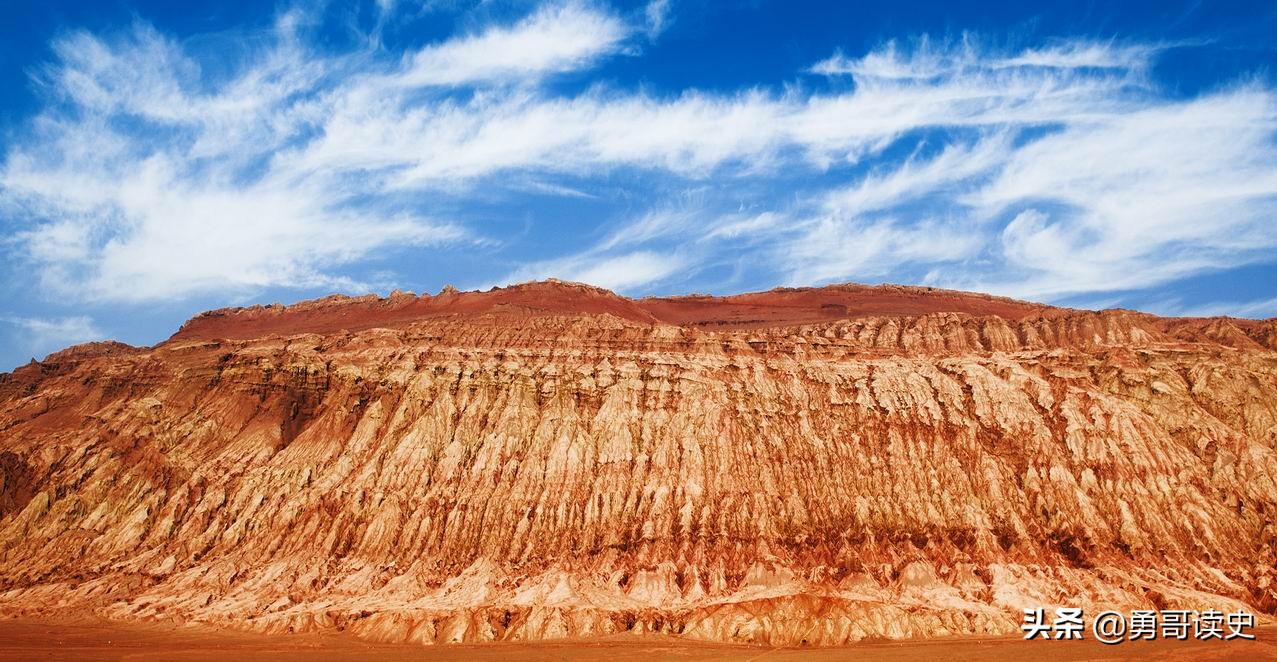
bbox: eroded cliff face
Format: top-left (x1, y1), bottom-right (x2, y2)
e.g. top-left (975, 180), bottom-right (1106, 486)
top-left (1, 281), bottom-right (1275, 646)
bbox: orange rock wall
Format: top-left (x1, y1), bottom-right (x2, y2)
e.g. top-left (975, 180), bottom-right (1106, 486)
top-left (1, 290), bottom-right (1275, 645)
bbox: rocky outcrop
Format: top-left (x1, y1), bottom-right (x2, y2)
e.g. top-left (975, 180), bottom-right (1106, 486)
top-left (0, 281), bottom-right (1274, 645)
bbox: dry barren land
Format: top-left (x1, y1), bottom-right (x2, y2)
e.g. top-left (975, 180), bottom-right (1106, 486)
top-left (1, 280), bottom-right (1275, 648)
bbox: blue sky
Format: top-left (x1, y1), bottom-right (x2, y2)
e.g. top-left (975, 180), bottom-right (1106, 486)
top-left (1, 0), bottom-right (1276, 369)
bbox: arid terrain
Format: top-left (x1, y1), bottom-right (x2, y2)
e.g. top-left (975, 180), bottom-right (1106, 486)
top-left (0, 280), bottom-right (1275, 652)
top-left (1, 619), bottom-right (1274, 661)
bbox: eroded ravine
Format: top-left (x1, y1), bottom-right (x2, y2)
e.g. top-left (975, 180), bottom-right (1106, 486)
top-left (0, 281), bottom-right (1274, 645)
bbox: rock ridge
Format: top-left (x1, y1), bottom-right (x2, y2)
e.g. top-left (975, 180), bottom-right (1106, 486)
top-left (0, 281), bottom-right (1275, 646)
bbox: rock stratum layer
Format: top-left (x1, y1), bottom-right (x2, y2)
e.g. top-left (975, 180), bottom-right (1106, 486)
top-left (1, 280), bottom-right (1276, 646)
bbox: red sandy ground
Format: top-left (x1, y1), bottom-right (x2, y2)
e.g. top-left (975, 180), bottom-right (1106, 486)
top-left (0, 619), bottom-right (1272, 662)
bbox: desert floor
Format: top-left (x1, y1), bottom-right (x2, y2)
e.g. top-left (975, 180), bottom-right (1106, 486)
top-left (0, 619), bottom-right (1274, 661)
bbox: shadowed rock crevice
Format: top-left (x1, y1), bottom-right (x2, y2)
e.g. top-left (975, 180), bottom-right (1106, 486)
top-left (0, 452), bottom-right (36, 518)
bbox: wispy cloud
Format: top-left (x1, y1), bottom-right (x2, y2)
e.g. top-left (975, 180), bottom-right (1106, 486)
top-left (397, 3), bottom-right (629, 86)
top-left (1, 5), bottom-right (1275, 310)
top-left (2, 315), bottom-right (104, 361)
top-left (511, 249), bottom-right (688, 292)
top-left (809, 35), bottom-right (1159, 79)
top-left (644, 0), bottom-right (672, 39)
top-left (502, 208), bottom-right (699, 292)
top-left (968, 88), bottom-right (1277, 298)
top-left (786, 40), bottom-right (1277, 299)
top-left (1151, 296), bottom-right (1277, 319)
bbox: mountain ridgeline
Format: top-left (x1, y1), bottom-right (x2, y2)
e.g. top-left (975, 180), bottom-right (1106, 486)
top-left (1, 280), bottom-right (1275, 645)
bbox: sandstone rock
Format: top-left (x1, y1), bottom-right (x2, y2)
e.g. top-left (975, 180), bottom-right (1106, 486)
top-left (0, 281), bottom-right (1274, 645)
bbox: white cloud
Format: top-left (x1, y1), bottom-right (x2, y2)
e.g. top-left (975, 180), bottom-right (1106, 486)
top-left (702, 211), bottom-right (789, 241)
top-left (506, 250), bottom-right (687, 292)
top-left (819, 134), bottom-right (1010, 215)
top-left (0, 13), bottom-right (473, 302)
top-left (998, 41), bottom-right (1157, 70)
top-left (564, 250), bottom-right (686, 291)
top-left (398, 3), bottom-right (629, 86)
top-left (776, 42), bottom-right (1277, 299)
top-left (783, 217), bottom-right (984, 286)
top-left (3, 316), bottom-right (105, 360)
top-left (968, 89), bottom-right (1277, 298)
top-left (286, 50), bottom-right (1144, 193)
top-left (497, 207), bottom-right (700, 292)
top-left (1148, 295), bottom-right (1277, 319)
top-left (809, 37), bottom-right (1156, 80)
top-left (645, 0), bottom-right (672, 39)
top-left (1, 7), bottom-right (1275, 311)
